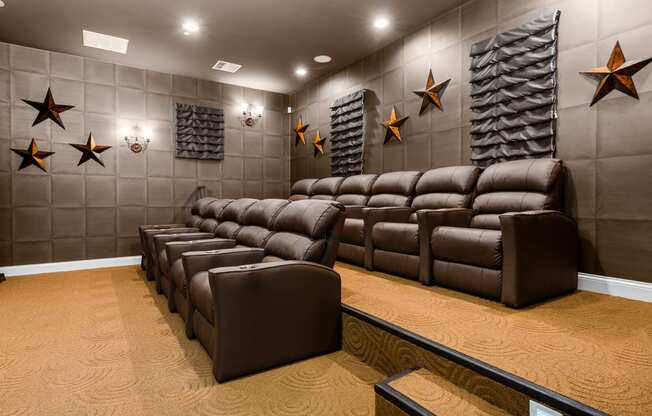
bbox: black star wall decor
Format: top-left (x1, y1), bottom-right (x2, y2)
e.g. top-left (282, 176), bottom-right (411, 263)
top-left (10, 138), bottom-right (55, 172)
top-left (69, 132), bottom-right (112, 167)
top-left (294, 117), bottom-right (309, 146)
top-left (413, 69), bottom-right (451, 114)
top-left (580, 41), bottom-right (652, 106)
top-left (313, 131), bottom-right (327, 157)
top-left (22, 88), bottom-right (74, 129)
top-left (382, 106), bottom-right (409, 144)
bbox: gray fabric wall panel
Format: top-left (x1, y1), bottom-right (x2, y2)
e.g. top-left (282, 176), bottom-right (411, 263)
top-left (175, 103), bottom-right (225, 160)
top-left (329, 90), bottom-right (366, 176)
top-left (469, 11), bottom-right (560, 167)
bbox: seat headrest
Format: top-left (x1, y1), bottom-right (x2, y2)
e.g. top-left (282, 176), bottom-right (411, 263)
top-left (310, 177), bottom-right (345, 196)
top-left (338, 174), bottom-right (378, 195)
top-left (220, 198), bottom-right (258, 222)
top-left (290, 179), bottom-right (318, 195)
top-left (372, 171), bottom-right (422, 196)
top-left (191, 197), bottom-right (217, 215)
top-left (416, 166), bottom-right (481, 195)
top-left (207, 199), bottom-right (234, 219)
top-left (242, 199), bottom-right (290, 227)
top-left (476, 159), bottom-right (562, 194)
top-left (272, 199), bottom-right (345, 239)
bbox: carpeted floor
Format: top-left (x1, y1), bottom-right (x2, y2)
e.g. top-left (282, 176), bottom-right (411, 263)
top-left (337, 263), bottom-right (652, 416)
top-left (0, 266), bottom-right (382, 416)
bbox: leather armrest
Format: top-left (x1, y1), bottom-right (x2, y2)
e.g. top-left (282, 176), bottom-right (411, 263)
top-left (154, 232), bottom-right (214, 260)
top-left (181, 248), bottom-right (266, 289)
top-left (362, 207), bottom-right (414, 270)
top-left (208, 261), bottom-right (340, 382)
top-left (166, 238), bottom-right (236, 264)
top-left (144, 226), bottom-right (199, 281)
top-left (416, 208), bottom-right (474, 285)
top-left (138, 223), bottom-right (185, 252)
top-left (344, 205), bottom-right (366, 219)
top-left (500, 210), bottom-right (578, 308)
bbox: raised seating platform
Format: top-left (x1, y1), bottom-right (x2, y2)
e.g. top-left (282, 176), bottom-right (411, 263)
top-left (337, 262), bottom-right (652, 416)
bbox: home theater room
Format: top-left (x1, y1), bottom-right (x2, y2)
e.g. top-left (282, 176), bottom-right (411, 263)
top-left (0, 0), bottom-right (651, 415)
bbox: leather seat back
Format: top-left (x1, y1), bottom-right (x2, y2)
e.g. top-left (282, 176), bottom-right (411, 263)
top-left (367, 171), bottom-right (422, 207)
top-left (289, 179), bottom-right (318, 201)
top-left (236, 199), bottom-right (290, 248)
top-left (187, 197), bottom-right (217, 227)
top-left (310, 177), bottom-right (345, 200)
top-left (198, 199), bottom-right (233, 233)
top-left (264, 199), bottom-right (345, 266)
top-left (413, 166), bottom-right (481, 210)
top-left (214, 198), bottom-right (258, 238)
top-left (335, 174), bottom-right (378, 206)
top-left (471, 159), bottom-right (563, 229)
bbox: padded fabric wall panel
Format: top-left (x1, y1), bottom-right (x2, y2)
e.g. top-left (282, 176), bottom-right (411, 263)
top-left (175, 103), bottom-right (225, 160)
top-left (329, 90), bottom-right (366, 176)
top-left (469, 11), bottom-right (560, 167)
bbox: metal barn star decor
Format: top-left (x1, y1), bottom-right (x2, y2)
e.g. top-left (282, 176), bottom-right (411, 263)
top-left (580, 41), bottom-right (652, 106)
top-left (69, 132), bottom-right (112, 167)
top-left (313, 131), bottom-right (327, 157)
top-left (294, 117), bottom-right (310, 146)
top-left (22, 88), bottom-right (74, 129)
top-left (10, 138), bottom-right (55, 172)
top-left (414, 69), bottom-right (451, 114)
top-left (382, 106), bottom-right (409, 144)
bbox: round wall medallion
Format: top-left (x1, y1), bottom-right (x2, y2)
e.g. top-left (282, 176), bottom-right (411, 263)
top-left (130, 142), bottom-right (143, 153)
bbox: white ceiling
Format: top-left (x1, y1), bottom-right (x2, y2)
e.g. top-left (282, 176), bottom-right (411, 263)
top-left (0, 0), bottom-right (460, 93)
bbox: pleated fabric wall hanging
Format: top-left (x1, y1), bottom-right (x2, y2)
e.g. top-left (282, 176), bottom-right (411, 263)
top-left (469, 11), bottom-right (560, 167)
top-left (329, 90), bottom-right (366, 176)
top-left (175, 103), bottom-right (225, 160)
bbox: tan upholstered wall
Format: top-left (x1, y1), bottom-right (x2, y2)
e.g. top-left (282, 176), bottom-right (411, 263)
top-left (0, 42), bottom-right (291, 265)
top-left (289, 0), bottom-right (652, 283)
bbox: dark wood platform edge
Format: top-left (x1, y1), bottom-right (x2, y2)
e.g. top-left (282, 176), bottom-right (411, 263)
top-left (342, 304), bottom-right (609, 416)
top-left (374, 368), bottom-right (434, 416)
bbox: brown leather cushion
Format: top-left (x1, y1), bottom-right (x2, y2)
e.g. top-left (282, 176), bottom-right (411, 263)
top-left (187, 215), bottom-right (203, 227)
top-left (220, 198), bottom-right (258, 222)
top-left (290, 178), bottom-right (318, 196)
top-left (416, 166), bottom-right (481, 194)
top-left (310, 177), bottom-right (344, 197)
top-left (242, 199), bottom-right (289, 228)
top-left (170, 260), bottom-right (186, 294)
top-left (236, 225), bottom-right (273, 248)
top-left (191, 197), bottom-right (216, 215)
top-left (264, 232), bottom-right (326, 262)
top-left (476, 158), bottom-right (562, 194)
top-left (189, 272), bottom-right (213, 324)
top-left (341, 218), bottom-right (364, 245)
top-left (371, 171), bottom-right (422, 196)
top-left (433, 259), bottom-right (502, 300)
top-left (372, 222), bottom-right (419, 255)
top-left (198, 218), bottom-right (219, 233)
top-left (473, 191), bottom-right (556, 214)
top-left (214, 221), bottom-right (241, 239)
top-left (272, 199), bottom-right (344, 239)
top-left (311, 195), bottom-right (336, 200)
top-left (368, 194), bottom-right (412, 208)
top-left (470, 214), bottom-right (501, 230)
top-left (207, 199), bottom-right (234, 220)
top-left (288, 194), bottom-right (309, 201)
top-left (432, 226), bottom-right (503, 269)
top-left (336, 194), bottom-right (370, 206)
top-left (338, 174), bottom-right (378, 195)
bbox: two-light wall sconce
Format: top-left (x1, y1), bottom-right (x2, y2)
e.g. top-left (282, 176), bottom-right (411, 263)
top-left (239, 103), bottom-right (264, 127)
top-left (122, 125), bottom-right (151, 153)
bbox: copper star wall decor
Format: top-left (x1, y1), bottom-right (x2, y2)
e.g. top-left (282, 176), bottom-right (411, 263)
top-left (294, 117), bottom-right (309, 146)
top-left (69, 132), bottom-right (112, 167)
top-left (580, 41), bottom-right (652, 106)
top-left (413, 69), bottom-right (451, 114)
top-left (313, 131), bottom-right (327, 157)
top-left (382, 106), bottom-right (409, 144)
top-left (22, 88), bottom-right (74, 129)
top-left (10, 138), bottom-right (55, 172)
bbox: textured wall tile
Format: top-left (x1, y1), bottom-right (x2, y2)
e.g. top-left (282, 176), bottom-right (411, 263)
top-left (462, 0), bottom-right (497, 39)
top-left (263, 182), bottom-right (284, 199)
top-left (118, 207), bottom-right (146, 237)
top-left (53, 238), bottom-right (84, 261)
top-left (148, 120), bottom-right (173, 151)
top-left (0, 43), bottom-right (8, 68)
top-left (117, 87), bottom-right (145, 118)
top-left (597, 92), bottom-right (652, 158)
top-left (431, 127), bottom-right (462, 167)
top-left (53, 208), bottom-right (85, 238)
top-left (222, 180), bottom-right (243, 198)
top-left (198, 160), bottom-right (221, 179)
top-left (14, 207), bottom-right (50, 242)
top-left (10, 45), bottom-right (49, 74)
top-left (85, 176), bottom-right (116, 206)
top-left (198, 79), bottom-right (221, 100)
top-left (85, 83), bottom-right (116, 114)
top-left (383, 68), bottom-right (404, 104)
top-left (13, 174), bottom-right (50, 206)
top-left (52, 110), bottom-right (84, 143)
top-left (498, 0), bottom-right (543, 21)
top-left (263, 158), bottom-right (282, 181)
top-left (564, 159), bottom-right (596, 218)
top-left (50, 78), bottom-right (84, 110)
top-left (52, 175), bottom-right (84, 206)
top-left (404, 24), bottom-right (431, 61)
top-left (383, 140), bottom-right (406, 172)
top-left (244, 158), bottom-right (263, 180)
top-left (244, 131), bottom-right (263, 156)
top-left (146, 93), bottom-right (171, 120)
top-left (118, 146), bottom-right (147, 177)
top-left (116, 65), bottom-right (145, 89)
top-left (147, 207), bottom-right (175, 225)
top-left (406, 133), bottom-right (432, 171)
top-left (558, 43), bottom-right (597, 109)
top-left (556, 105), bottom-right (597, 160)
top-left (597, 155), bottom-right (652, 220)
top-left (0, 140), bottom-right (9, 171)
top-left (225, 128), bottom-right (244, 155)
top-left (382, 40), bottom-right (404, 73)
top-left (117, 237), bottom-right (140, 256)
top-left (0, 69), bottom-right (9, 103)
top-left (431, 83), bottom-right (462, 132)
top-left (263, 135), bottom-right (283, 158)
top-left (404, 98), bottom-right (431, 135)
top-left (84, 59), bottom-right (115, 85)
top-left (223, 84), bottom-right (244, 104)
top-left (86, 237), bottom-right (116, 259)
top-left (223, 156), bottom-right (244, 180)
top-left (172, 75), bottom-right (197, 97)
top-left (596, 219), bottom-right (652, 282)
top-left (403, 55), bottom-right (430, 100)
top-left (0, 174), bottom-right (10, 205)
top-left (264, 91), bottom-right (285, 111)
top-left (50, 52), bottom-right (83, 80)
top-left (86, 145), bottom-right (116, 176)
top-left (173, 178), bottom-right (199, 206)
top-left (430, 43), bottom-right (461, 86)
top-left (51, 142), bottom-right (82, 174)
top-left (147, 178), bottom-right (173, 206)
top-left (118, 178), bottom-right (147, 206)
top-left (545, 0), bottom-right (597, 51)
top-left (263, 110), bottom-right (283, 135)
top-left (0, 208), bottom-right (10, 241)
top-left (12, 71), bottom-right (49, 107)
top-left (431, 9), bottom-right (461, 52)
top-left (147, 150), bottom-right (173, 177)
top-left (13, 241), bottom-right (51, 264)
top-left (244, 181), bottom-right (263, 199)
top-left (146, 71), bottom-right (171, 94)
top-left (173, 157), bottom-right (197, 178)
top-left (598, 0), bottom-right (652, 39)
top-left (86, 207), bottom-right (116, 236)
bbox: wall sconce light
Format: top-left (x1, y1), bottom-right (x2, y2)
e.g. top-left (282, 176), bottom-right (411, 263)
top-left (122, 125), bottom-right (151, 153)
top-left (239, 103), bottom-right (264, 127)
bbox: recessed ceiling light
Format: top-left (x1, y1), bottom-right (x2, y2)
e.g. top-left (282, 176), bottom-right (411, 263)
top-left (212, 60), bottom-right (242, 73)
top-left (0, 1), bottom-right (5, 7)
top-left (295, 67), bottom-right (307, 76)
top-left (373, 16), bottom-right (390, 29)
top-left (82, 30), bottom-right (129, 54)
top-left (314, 55), bottom-right (332, 64)
top-left (182, 19), bottom-right (199, 35)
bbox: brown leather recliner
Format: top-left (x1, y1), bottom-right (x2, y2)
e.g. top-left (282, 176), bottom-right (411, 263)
top-left (288, 178), bottom-right (318, 201)
top-left (181, 199), bottom-right (345, 382)
top-left (429, 159), bottom-right (578, 308)
top-left (164, 199), bottom-right (290, 325)
top-left (141, 197), bottom-right (220, 281)
top-left (338, 171), bottom-right (421, 266)
top-left (334, 174), bottom-right (378, 206)
top-left (364, 166), bottom-right (481, 282)
top-left (153, 198), bottom-right (256, 295)
top-left (309, 177), bottom-right (344, 200)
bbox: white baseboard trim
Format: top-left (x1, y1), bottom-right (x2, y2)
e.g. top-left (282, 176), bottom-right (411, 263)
top-left (0, 256), bottom-right (141, 277)
top-left (578, 272), bottom-right (652, 303)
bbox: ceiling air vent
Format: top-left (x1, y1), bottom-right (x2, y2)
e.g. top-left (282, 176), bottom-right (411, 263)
top-left (212, 60), bottom-right (242, 73)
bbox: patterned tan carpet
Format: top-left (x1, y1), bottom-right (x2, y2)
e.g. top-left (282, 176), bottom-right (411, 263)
top-left (337, 263), bottom-right (652, 416)
top-left (0, 266), bottom-right (382, 416)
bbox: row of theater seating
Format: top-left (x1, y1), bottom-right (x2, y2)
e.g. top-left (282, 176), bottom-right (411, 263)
top-left (289, 158), bottom-right (579, 308)
top-left (138, 198), bottom-right (346, 382)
